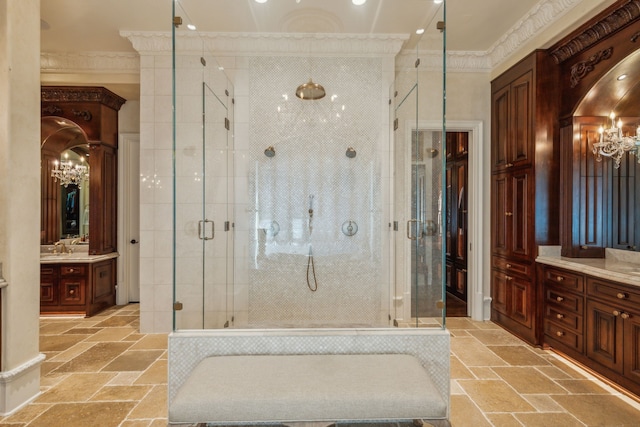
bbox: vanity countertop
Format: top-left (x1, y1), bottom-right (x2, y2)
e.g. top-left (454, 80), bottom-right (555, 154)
top-left (536, 247), bottom-right (640, 288)
top-left (39, 251), bottom-right (118, 264)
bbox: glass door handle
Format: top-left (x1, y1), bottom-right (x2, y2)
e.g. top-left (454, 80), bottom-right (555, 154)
top-left (407, 219), bottom-right (423, 240)
top-left (198, 220), bottom-right (215, 240)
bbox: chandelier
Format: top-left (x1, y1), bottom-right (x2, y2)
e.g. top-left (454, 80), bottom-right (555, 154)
top-left (592, 112), bottom-right (640, 169)
top-left (51, 154), bottom-right (89, 188)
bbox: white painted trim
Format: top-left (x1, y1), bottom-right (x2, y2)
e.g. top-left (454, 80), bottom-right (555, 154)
top-left (117, 133), bottom-right (141, 305)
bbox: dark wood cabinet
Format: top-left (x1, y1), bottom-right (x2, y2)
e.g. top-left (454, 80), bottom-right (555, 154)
top-left (445, 132), bottom-right (468, 302)
top-left (539, 263), bottom-right (640, 396)
top-left (610, 154), bottom-right (640, 251)
top-left (490, 51), bottom-right (559, 345)
top-left (40, 258), bottom-right (116, 317)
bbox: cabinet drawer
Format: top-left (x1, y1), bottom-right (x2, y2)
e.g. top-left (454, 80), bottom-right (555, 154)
top-left (544, 321), bottom-right (583, 352)
top-left (492, 256), bottom-right (532, 277)
top-left (543, 267), bottom-right (583, 292)
top-left (60, 265), bottom-right (86, 276)
top-left (544, 304), bottom-right (582, 333)
top-left (587, 277), bottom-right (640, 308)
top-left (545, 286), bottom-right (583, 313)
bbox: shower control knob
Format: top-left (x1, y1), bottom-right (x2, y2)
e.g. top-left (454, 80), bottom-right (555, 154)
top-left (341, 220), bottom-right (358, 237)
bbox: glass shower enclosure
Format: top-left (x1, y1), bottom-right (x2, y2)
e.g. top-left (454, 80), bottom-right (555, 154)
top-left (171, 0), bottom-right (447, 330)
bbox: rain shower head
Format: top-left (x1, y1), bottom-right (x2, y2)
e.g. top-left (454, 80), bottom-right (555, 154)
top-left (295, 79), bottom-right (326, 100)
top-left (264, 146), bottom-right (275, 157)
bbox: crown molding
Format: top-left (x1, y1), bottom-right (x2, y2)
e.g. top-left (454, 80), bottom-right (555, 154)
top-left (121, 31), bottom-right (408, 57)
top-left (40, 51), bottom-right (139, 73)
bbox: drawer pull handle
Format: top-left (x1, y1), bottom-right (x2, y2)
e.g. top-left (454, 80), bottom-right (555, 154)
top-left (556, 313), bottom-right (564, 319)
top-left (617, 293), bottom-right (627, 299)
top-left (621, 312), bottom-right (630, 320)
top-left (506, 163), bottom-right (514, 168)
top-left (556, 331), bottom-right (564, 337)
top-left (580, 245), bottom-right (588, 250)
top-left (69, 268), bottom-right (74, 273)
top-left (505, 212), bottom-right (513, 217)
top-left (613, 310), bottom-right (621, 317)
top-left (505, 275), bottom-right (513, 281)
top-left (506, 263), bottom-right (512, 268)
top-left (556, 276), bottom-right (564, 282)
top-left (556, 296), bottom-right (564, 302)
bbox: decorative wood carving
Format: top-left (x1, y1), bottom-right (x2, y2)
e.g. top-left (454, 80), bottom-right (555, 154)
top-left (41, 86), bottom-right (125, 111)
top-left (570, 47), bottom-right (613, 88)
top-left (42, 105), bottom-right (62, 115)
top-left (72, 109), bottom-right (93, 121)
top-left (549, 0), bottom-right (640, 64)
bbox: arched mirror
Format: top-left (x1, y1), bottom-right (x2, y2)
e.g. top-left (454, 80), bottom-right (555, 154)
top-left (41, 116), bottom-right (90, 244)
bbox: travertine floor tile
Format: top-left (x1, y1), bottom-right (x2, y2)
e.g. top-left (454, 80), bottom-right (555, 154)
top-left (555, 379), bottom-right (609, 394)
top-left (484, 413), bottom-right (522, 427)
top-left (127, 385), bottom-right (167, 419)
top-left (450, 356), bottom-right (474, 379)
top-left (488, 346), bottom-right (551, 366)
top-left (130, 333), bottom-right (168, 350)
top-left (467, 329), bottom-right (526, 346)
top-left (458, 380), bottom-right (536, 412)
top-left (134, 359), bottom-right (167, 385)
top-left (36, 372), bottom-right (115, 403)
top-left (53, 342), bottom-right (133, 373)
top-left (513, 412), bottom-right (584, 427)
top-left (102, 349), bottom-right (164, 372)
top-left (84, 326), bottom-right (136, 342)
top-left (493, 367), bottom-right (567, 394)
top-left (468, 367), bottom-right (500, 380)
top-left (39, 334), bottom-right (89, 352)
top-left (451, 337), bottom-right (509, 367)
top-left (552, 394), bottom-right (640, 425)
top-left (521, 394), bottom-right (566, 412)
top-left (449, 395), bottom-right (492, 427)
top-left (28, 401), bottom-right (135, 427)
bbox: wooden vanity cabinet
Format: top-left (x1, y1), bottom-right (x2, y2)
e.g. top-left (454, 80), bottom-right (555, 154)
top-left (490, 50), bottom-right (560, 345)
top-left (40, 259), bottom-right (116, 317)
top-left (539, 263), bottom-right (640, 396)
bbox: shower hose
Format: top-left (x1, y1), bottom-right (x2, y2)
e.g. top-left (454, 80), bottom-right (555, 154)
top-left (307, 245), bottom-right (318, 292)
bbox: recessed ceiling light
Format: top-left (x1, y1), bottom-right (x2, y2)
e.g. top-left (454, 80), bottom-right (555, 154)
top-left (434, 0), bottom-right (443, 4)
top-left (352, 0), bottom-right (367, 5)
top-left (254, 0), bottom-right (268, 3)
top-left (187, 24), bottom-right (196, 31)
top-left (617, 74), bottom-right (628, 81)
top-left (416, 28), bottom-right (425, 35)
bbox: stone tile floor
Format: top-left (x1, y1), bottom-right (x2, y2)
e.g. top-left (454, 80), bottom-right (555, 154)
top-left (1, 305), bottom-right (639, 426)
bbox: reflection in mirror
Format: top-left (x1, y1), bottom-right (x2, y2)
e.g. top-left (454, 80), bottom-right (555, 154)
top-left (55, 149), bottom-right (90, 239)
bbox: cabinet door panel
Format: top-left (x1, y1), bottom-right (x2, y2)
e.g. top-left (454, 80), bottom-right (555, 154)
top-left (511, 276), bottom-right (532, 328)
top-left (60, 279), bottom-right (86, 305)
top-left (624, 312), bottom-right (640, 383)
top-left (510, 170), bottom-right (532, 258)
top-left (586, 300), bottom-right (624, 374)
top-left (456, 161), bottom-right (467, 263)
top-left (492, 86), bottom-right (510, 171)
top-left (611, 156), bottom-right (636, 250)
top-left (492, 174), bottom-right (509, 255)
top-left (491, 268), bottom-right (508, 315)
top-left (510, 71), bottom-right (533, 167)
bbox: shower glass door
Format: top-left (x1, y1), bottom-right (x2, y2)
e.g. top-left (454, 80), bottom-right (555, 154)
top-left (172, 1), bottom-right (235, 330)
top-left (393, 1), bottom-right (446, 327)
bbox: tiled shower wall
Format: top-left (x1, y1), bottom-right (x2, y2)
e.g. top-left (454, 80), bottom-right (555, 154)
top-left (236, 56), bottom-right (392, 327)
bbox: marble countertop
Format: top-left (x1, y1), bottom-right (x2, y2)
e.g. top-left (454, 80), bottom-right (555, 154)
top-left (39, 251), bottom-right (118, 264)
top-left (536, 246), bottom-right (640, 287)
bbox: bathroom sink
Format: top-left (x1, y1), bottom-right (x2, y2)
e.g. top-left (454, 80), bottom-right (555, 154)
top-left (40, 253), bottom-right (90, 261)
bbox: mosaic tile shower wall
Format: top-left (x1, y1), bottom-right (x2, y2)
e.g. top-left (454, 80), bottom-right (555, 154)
top-left (245, 56), bottom-right (389, 326)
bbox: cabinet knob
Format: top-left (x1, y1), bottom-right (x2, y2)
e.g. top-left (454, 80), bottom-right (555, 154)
top-left (506, 263), bottom-right (512, 268)
top-left (556, 276), bottom-right (564, 282)
top-left (556, 296), bottom-right (564, 302)
top-left (617, 293), bottom-right (627, 299)
top-left (505, 275), bottom-right (513, 281)
top-left (621, 312), bottom-right (630, 320)
top-left (556, 331), bottom-right (564, 337)
top-left (506, 163), bottom-right (514, 168)
top-left (613, 310), bottom-right (621, 317)
top-left (580, 245), bottom-right (588, 250)
top-left (69, 289), bottom-right (75, 295)
top-left (69, 268), bottom-right (74, 273)
top-left (556, 313), bottom-right (564, 319)
top-left (505, 212), bottom-right (513, 217)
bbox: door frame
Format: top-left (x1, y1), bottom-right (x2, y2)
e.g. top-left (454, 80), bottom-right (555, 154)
top-left (117, 132), bottom-right (140, 305)
top-left (405, 120), bottom-right (484, 321)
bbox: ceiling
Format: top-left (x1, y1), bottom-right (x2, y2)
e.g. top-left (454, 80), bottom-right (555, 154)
top-left (40, 0), bottom-right (541, 53)
top-left (40, 0), bottom-right (616, 101)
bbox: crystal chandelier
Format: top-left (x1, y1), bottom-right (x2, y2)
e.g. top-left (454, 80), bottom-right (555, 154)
top-left (592, 112), bottom-right (640, 169)
top-left (51, 153), bottom-right (89, 188)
